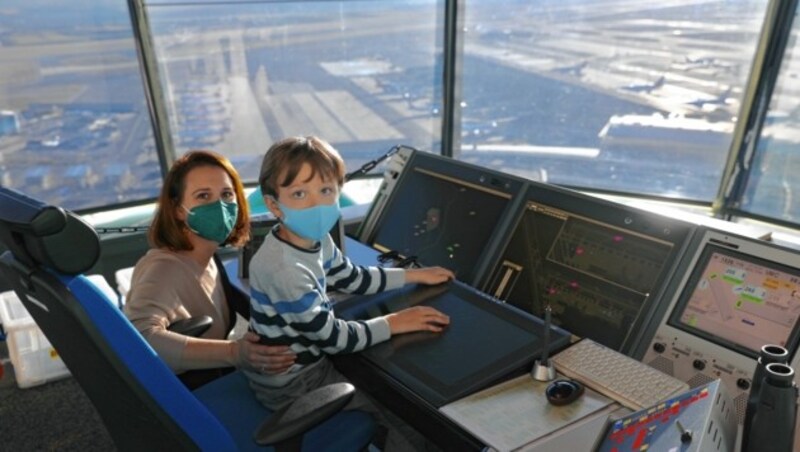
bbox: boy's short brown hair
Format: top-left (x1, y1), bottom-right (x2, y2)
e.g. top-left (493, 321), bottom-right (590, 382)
top-left (259, 136), bottom-right (346, 198)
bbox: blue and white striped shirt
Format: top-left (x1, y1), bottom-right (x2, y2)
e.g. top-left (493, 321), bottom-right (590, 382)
top-left (247, 225), bottom-right (405, 387)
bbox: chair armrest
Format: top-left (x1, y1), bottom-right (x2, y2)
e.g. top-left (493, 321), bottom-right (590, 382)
top-left (254, 382), bottom-right (356, 446)
top-left (168, 316), bottom-right (213, 337)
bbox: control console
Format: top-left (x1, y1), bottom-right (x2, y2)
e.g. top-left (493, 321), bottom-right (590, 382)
top-left (640, 228), bottom-right (800, 425)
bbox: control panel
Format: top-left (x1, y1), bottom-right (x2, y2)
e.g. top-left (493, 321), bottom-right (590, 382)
top-left (644, 331), bottom-right (757, 423)
top-left (640, 228), bottom-right (800, 426)
top-left (595, 380), bottom-right (736, 452)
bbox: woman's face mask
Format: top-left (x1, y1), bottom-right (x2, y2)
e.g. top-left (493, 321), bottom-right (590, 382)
top-left (183, 200), bottom-right (238, 244)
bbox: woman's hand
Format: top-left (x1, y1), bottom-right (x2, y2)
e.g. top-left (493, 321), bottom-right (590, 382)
top-left (385, 306), bottom-right (450, 334)
top-left (233, 332), bottom-right (296, 374)
top-left (405, 266), bottom-right (455, 285)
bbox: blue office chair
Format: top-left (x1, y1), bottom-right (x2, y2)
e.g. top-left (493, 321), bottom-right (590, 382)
top-left (0, 187), bottom-right (375, 451)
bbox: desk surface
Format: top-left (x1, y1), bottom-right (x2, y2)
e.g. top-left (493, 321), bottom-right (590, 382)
top-left (441, 374), bottom-right (615, 451)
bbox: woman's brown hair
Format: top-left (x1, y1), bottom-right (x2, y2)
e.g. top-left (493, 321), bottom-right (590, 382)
top-left (150, 150), bottom-right (250, 250)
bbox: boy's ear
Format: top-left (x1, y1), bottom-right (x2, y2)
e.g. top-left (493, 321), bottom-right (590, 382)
top-left (264, 195), bottom-right (282, 220)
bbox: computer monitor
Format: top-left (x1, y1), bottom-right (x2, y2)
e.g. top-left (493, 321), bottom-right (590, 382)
top-left (667, 237), bottom-right (800, 359)
top-left (361, 151), bottom-right (526, 285)
top-left (479, 182), bottom-right (696, 353)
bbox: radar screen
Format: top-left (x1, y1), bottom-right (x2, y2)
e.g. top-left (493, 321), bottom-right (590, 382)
top-left (484, 197), bottom-right (690, 351)
top-left (370, 164), bottom-right (519, 284)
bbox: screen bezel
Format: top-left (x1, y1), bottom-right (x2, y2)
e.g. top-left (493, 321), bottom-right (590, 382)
top-left (666, 242), bottom-right (800, 360)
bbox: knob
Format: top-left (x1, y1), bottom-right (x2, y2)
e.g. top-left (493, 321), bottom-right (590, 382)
top-left (676, 420), bottom-right (692, 444)
top-left (693, 359), bottom-right (706, 370)
top-left (653, 342), bottom-right (666, 353)
top-left (737, 378), bottom-right (750, 390)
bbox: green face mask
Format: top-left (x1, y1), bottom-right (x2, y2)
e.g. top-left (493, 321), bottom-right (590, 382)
top-left (183, 200), bottom-right (238, 244)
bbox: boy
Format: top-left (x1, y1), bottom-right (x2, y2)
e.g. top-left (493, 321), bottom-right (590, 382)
top-left (246, 136), bottom-right (454, 448)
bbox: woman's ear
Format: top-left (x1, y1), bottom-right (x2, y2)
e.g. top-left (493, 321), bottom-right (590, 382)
top-left (264, 195), bottom-right (282, 220)
top-left (174, 199), bottom-right (188, 222)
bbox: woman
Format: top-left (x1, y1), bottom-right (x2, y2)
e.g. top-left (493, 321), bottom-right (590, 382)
top-left (125, 150), bottom-right (295, 389)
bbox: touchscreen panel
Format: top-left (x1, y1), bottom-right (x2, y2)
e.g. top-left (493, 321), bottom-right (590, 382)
top-left (335, 281), bottom-right (570, 406)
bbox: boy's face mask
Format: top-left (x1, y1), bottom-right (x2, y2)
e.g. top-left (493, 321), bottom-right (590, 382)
top-left (183, 200), bottom-right (238, 244)
top-left (275, 200), bottom-right (341, 243)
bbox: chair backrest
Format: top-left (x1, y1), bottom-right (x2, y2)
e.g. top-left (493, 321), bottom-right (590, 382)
top-left (0, 187), bottom-right (236, 451)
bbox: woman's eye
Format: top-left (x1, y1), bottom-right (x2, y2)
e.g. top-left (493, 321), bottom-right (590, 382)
top-left (222, 191), bottom-right (235, 201)
top-left (197, 193), bottom-right (210, 200)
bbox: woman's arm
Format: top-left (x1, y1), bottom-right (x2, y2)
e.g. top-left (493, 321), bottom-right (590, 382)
top-left (181, 332), bottom-right (295, 373)
top-left (126, 254), bottom-right (295, 373)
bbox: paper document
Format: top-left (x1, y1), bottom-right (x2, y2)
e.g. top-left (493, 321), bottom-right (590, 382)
top-left (439, 375), bottom-right (614, 451)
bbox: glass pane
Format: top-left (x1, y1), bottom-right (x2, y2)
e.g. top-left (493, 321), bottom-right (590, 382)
top-left (741, 9), bottom-right (800, 222)
top-left (0, 1), bottom-right (161, 211)
top-left (461, 1), bottom-right (766, 201)
top-left (145, 0), bottom-right (444, 183)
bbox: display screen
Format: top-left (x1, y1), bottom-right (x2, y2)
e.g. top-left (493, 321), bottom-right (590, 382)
top-left (335, 280), bottom-right (570, 407)
top-left (483, 193), bottom-right (692, 351)
top-left (370, 161), bottom-right (519, 284)
top-left (669, 244), bottom-right (800, 357)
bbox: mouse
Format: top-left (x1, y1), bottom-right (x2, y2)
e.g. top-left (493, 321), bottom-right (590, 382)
top-left (545, 379), bottom-right (584, 406)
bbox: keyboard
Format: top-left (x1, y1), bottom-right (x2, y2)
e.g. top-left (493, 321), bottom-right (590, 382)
top-left (551, 339), bottom-right (689, 410)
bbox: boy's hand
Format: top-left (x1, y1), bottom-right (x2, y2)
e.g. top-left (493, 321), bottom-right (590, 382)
top-left (405, 266), bottom-right (455, 285)
top-left (386, 306), bottom-right (450, 334)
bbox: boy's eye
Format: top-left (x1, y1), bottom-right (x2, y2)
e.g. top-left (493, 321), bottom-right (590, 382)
top-left (290, 190), bottom-right (306, 200)
top-left (321, 187), bottom-right (336, 196)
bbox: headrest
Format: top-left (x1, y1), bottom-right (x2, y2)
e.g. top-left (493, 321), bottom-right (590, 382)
top-left (0, 187), bottom-right (100, 275)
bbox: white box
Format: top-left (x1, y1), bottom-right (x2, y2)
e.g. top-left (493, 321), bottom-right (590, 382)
top-left (0, 275), bottom-right (118, 388)
top-left (6, 324), bottom-right (70, 388)
top-left (0, 290), bottom-right (70, 388)
top-left (0, 290), bottom-right (35, 330)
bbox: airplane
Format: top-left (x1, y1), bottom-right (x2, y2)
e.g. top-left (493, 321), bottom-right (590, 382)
top-left (685, 55), bottom-right (716, 66)
top-left (682, 55), bottom-right (735, 71)
top-left (621, 75), bottom-right (665, 94)
top-left (686, 86), bottom-right (733, 108)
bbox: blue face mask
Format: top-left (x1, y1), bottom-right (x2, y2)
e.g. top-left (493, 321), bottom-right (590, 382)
top-left (183, 200), bottom-right (238, 244)
top-left (277, 201), bottom-right (341, 242)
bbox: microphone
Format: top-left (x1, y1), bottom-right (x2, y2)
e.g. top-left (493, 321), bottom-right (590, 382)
top-left (531, 305), bottom-right (556, 381)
